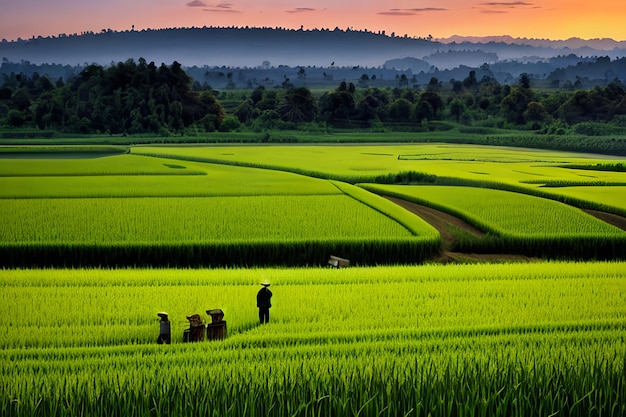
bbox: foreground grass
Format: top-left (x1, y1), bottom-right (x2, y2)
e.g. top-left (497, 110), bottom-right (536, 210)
top-left (1, 262), bottom-right (624, 416)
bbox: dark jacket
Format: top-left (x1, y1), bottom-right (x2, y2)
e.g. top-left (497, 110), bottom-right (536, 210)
top-left (257, 287), bottom-right (272, 308)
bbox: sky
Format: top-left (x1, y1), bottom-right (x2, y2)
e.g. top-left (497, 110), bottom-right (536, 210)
top-left (2, 0), bottom-right (625, 42)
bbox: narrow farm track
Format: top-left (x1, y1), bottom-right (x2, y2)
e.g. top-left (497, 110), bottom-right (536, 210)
top-left (381, 195), bottom-right (524, 263)
top-left (583, 209), bottom-right (626, 231)
top-left (384, 195), bottom-right (484, 240)
top-left (383, 195), bottom-right (626, 263)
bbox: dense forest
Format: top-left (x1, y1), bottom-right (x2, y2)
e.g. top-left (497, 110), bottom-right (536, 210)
top-left (1, 58), bottom-right (626, 139)
top-left (0, 59), bottom-right (224, 135)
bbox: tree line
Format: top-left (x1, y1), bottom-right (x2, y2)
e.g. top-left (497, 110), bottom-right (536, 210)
top-left (1, 60), bottom-right (626, 137)
top-left (0, 59), bottom-right (224, 135)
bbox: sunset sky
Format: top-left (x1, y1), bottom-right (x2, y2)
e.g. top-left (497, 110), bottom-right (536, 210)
top-left (2, 0), bottom-right (625, 42)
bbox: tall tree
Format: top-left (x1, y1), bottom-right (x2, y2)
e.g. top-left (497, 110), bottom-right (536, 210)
top-left (280, 87), bottom-right (316, 123)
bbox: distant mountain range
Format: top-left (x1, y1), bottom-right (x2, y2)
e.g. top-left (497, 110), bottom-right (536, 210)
top-left (2, 27), bottom-right (626, 68)
top-left (2, 27), bottom-right (625, 89)
top-left (436, 35), bottom-right (626, 51)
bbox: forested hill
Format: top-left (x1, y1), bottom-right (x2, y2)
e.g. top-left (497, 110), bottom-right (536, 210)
top-left (2, 27), bottom-right (626, 69)
top-left (1, 27), bottom-right (436, 68)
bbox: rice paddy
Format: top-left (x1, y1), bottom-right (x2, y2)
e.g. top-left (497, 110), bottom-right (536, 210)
top-left (1, 142), bottom-right (625, 416)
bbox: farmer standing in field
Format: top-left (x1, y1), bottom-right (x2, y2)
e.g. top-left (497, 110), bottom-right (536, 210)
top-left (257, 281), bottom-right (272, 324)
top-left (157, 312), bottom-right (171, 344)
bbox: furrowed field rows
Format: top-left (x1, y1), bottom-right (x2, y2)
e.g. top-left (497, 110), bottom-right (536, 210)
top-left (1, 263), bottom-right (625, 416)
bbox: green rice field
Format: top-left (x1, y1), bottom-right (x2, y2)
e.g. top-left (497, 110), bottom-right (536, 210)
top-left (540, 185), bottom-right (626, 213)
top-left (361, 184), bottom-right (623, 236)
top-left (0, 154), bottom-right (340, 198)
top-left (1, 142), bottom-right (625, 416)
top-left (1, 195), bottom-right (417, 243)
top-left (1, 263), bottom-right (625, 416)
top-left (0, 150), bottom-right (441, 266)
top-left (134, 144), bottom-right (626, 184)
top-left (135, 144), bottom-right (626, 214)
top-left (359, 184), bottom-right (626, 258)
top-left (3, 143), bottom-right (625, 265)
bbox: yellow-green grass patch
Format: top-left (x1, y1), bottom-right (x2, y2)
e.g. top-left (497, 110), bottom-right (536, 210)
top-left (0, 195), bottom-right (415, 244)
top-left (134, 143), bottom-right (626, 186)
top-left (538, 186), bottom-right (626, 213)
top-left (0, 165), bottom-right (341, 198)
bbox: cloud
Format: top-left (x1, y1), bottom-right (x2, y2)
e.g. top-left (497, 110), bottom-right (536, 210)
top-left (186, 0), bottom-right (207, 7)
top-left (201, 3), bottom-right (240, 13)
top-left (377, 8), bottom-right (446, 16)
top-left (478, 2), bottom-right (534, 7)
top-left (475, 2), bottom-right (537, 14)
top-left (286, 8), bottom-right (317, 14)
top-left (408, 8), bottom-right (447, 12)
top-left (378, 10), bottom-right (417, 16)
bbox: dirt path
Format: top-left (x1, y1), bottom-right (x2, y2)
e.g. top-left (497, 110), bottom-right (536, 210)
top-left (384, 196), bottom-right (484, 244)
top-left (583, 209), bottom-right (626, 231)
top-left (383, 195), bottom-right (533, 263)
top-left (384, 195), bottom-right (626, 263)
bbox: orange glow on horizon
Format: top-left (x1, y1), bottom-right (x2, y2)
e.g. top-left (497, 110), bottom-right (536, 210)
top-left (2, 1), bottom-right (625, 42)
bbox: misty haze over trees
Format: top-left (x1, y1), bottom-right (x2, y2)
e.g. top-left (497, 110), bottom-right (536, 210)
top-left (1, 27), bottom-right (626, 155)
top-left (2, 27), bottom-right (626, 88)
